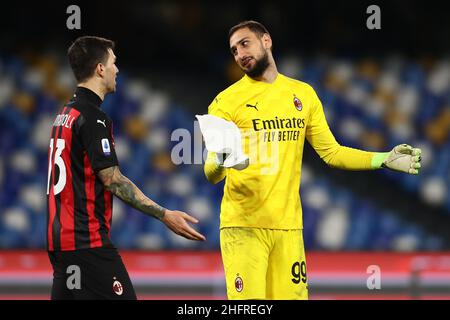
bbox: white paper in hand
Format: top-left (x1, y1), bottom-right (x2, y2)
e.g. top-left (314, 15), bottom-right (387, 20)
top-left (196, 114), bottom-right (249, 168)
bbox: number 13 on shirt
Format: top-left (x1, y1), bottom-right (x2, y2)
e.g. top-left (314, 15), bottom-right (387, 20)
top-left (47, 138), bottom-right (67, 195)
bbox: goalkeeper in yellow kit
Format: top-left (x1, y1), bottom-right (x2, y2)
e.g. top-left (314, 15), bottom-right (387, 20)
top-left (203, 20), bottom-right (422, 300)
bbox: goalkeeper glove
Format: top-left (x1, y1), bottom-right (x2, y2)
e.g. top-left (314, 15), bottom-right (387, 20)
top-left (372, 144), bottom-right (422, 174)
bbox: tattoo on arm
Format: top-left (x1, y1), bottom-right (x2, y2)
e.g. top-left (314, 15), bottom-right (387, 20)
top-left (98, 166), bottom-right (166, 220)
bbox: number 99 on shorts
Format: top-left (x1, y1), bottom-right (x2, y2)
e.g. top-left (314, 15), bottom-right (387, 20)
top-left (291, 261), bottom-right (307, 284)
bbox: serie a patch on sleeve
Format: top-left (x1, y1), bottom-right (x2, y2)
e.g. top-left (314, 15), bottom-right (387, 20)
top-left (101, 138), bottom-right (111, 156)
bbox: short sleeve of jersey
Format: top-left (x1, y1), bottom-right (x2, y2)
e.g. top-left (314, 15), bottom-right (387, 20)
top-left (78, 115), bottom-right (119, 171)
top-left (207, 95), bottom-right (233, 121)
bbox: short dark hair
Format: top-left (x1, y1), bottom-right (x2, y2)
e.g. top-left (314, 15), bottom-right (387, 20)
top-left (228, 20), bottom-right (270, 40)
top-left (67, 36), bottom-right (115, 83)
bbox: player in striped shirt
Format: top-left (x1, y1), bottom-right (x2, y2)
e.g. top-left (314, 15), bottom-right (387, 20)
top-left (47, 36), bottom-right (205, 300)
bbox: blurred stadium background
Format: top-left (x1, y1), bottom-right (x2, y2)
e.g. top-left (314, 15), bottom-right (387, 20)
top-left (0, 0), bottom-right (450, 299)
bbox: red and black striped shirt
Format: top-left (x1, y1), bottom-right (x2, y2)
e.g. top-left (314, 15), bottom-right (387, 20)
top-left (46, 87), bottom-right (118, 251)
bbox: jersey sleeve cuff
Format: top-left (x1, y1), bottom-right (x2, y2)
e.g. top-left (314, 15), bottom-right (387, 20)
top-left (371, 152), bottom-right (389, 169)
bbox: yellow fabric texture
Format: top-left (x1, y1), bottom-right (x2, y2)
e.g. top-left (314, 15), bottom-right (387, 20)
top-left (204, 73), bottom-right (375, 230)
top-left (220, 227), bottom-right (308, 300)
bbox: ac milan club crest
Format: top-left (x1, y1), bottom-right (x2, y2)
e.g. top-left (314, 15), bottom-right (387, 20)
top-left (235, 275), bottom-right (243, 292)
top-left (293, 95), bottom-right (302, 111)
top-left (113, 279), bottom-right (123, 296)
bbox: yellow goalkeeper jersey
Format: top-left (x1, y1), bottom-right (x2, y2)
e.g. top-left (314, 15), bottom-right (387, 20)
top-left (207, 73), bottom-right (374, 230)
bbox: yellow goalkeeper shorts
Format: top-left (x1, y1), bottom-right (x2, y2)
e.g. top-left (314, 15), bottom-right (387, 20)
top-left (220, 227), bottom-right (308, 300)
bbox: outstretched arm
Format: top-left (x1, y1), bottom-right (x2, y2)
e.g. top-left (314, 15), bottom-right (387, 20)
top-left (306, 86), bottom-right (421, 174)
top-left (98, 166), bottom-right (206, 241)
top-left (307, 127), bottom-right (375, 171)
top-left (307, 127), bottom-right (422, 174)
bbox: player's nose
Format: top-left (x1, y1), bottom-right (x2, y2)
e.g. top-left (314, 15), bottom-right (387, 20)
top-left (236, 48), bottom-right (247, 61)
top-left (238, 52), bottom-right (247, 62)
top-left (239, 54), bottom-right (252, 65)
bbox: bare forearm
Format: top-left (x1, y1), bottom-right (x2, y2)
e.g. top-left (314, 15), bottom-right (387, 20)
top-left (109, 176), bottom-right (166, 219)
top-left (98, 166), bottom-right (166, 220)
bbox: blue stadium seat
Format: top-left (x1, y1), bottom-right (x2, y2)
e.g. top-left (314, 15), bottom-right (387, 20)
top-left (0, 52), bottom-right (448, 251)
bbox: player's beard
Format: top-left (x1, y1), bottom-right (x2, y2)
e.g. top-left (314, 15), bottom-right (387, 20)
top-left (244, 50), bottom-right (270, 78)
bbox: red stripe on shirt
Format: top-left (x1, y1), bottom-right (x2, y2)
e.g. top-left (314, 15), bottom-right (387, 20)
top-left (104, 190), bottom-right (113, 237)
top-left (83, 154), bottom-right (103, 248)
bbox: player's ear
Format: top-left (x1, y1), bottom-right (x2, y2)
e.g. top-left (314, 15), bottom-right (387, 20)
top-left (95, 63), bottom-right (105, 78)
top-left (262, 33), bottom-right (272, 50)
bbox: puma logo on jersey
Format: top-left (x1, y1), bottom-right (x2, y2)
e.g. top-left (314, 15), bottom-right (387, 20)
top-left (246, 102), bottom-right (258, 111)
top-left (97, 119), bottom-right (106, 127)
